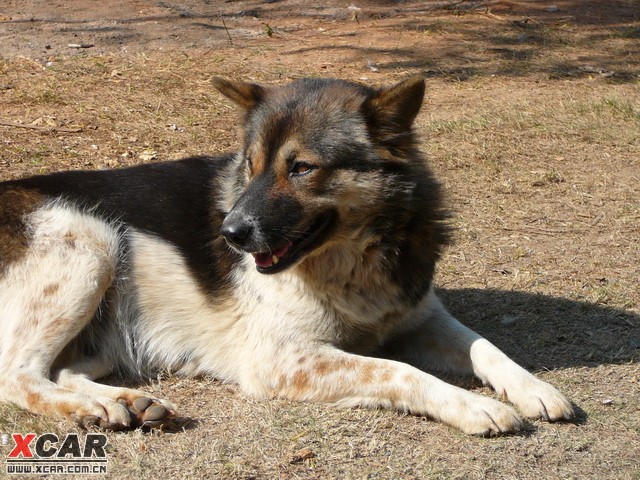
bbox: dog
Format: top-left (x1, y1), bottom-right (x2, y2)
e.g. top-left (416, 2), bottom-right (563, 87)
top-left (0, 76), bottom-right (574, 435)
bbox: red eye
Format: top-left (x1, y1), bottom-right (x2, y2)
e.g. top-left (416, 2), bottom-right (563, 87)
top-left (290, 162), bottom-right (316, 177)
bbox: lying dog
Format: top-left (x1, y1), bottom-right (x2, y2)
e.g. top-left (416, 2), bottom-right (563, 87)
top-left (0, 76), bottom-right (574, 435)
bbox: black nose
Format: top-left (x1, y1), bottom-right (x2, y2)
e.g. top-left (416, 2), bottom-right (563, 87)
top-left (220, 215), bottom-right (252, 248)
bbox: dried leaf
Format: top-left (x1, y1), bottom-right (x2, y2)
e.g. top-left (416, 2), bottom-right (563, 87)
top-left (139, 150), bottom-right (158, 161)
top-left (290, 447), bottom-right (316, 464)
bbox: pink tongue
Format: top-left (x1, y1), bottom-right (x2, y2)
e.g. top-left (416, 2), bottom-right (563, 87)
top-left (251, 242), bottom-right (292, 268)
top-left (252, 252), bottom-right (273, 268)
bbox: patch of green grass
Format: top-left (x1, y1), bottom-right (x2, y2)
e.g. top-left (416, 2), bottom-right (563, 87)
top-left (28, 146), bottom-right (52, 166)
top-left (602, 97), bottom-right (640, 122)
top-left (16, 82), bottom-right (67, 106)
top-left (615, 26), bottom-right (640, 39)
top-left (37, 89), bottom-right (66, 105)
top-left (572, 97), bottom-right (640, 123)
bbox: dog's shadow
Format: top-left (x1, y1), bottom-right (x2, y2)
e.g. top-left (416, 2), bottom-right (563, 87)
top-left (434, 288), bottom-right (638, 429)
top-left (436, 288), bottom-right (640, 371)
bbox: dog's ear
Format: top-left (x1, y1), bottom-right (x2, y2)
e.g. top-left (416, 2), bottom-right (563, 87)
top-left (366, 76), bottom-right (425, 133)
top-left (212, 77), bottom-right (266, 110)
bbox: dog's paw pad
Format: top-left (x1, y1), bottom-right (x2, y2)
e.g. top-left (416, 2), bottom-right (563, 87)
top-left (122, 396), bottom-right (177, 430)
top-left (142, 404), bottom-right (170, 422)
top-left (132, 397), bottom-right (153, 413)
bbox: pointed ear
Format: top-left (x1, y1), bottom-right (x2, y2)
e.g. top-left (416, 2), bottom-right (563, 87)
top-left (211, 77), bottom-right (266, 110)
top-left (367, 76), bottom-right (425, 132)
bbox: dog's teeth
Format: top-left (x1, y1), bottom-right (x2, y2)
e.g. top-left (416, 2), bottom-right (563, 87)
top-left (272, 255), bottom-right (279, 265)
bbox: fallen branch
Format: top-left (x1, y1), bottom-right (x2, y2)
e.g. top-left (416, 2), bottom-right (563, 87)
top-left (0, 119), bottom-right (83, 133)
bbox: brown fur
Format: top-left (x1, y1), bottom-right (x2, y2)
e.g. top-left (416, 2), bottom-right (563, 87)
top-left (0, 188), bottom-right (45, 272)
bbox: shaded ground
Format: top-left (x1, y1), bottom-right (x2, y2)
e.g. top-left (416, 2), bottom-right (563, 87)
top-left (2, 0), bottom-right (640, 81)
top-left (0, 1), bottom-right (639, 479)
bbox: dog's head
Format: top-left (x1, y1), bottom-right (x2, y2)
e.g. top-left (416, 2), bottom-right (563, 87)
top-left (213, 76), bottom-right (435, 275)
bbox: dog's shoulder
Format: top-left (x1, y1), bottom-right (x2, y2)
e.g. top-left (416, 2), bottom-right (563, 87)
top-left (0, 155), bottom-right (241, 291)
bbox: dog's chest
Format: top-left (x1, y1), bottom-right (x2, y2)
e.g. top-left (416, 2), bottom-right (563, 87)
top-left (297, 250), bottom-right (411, 354)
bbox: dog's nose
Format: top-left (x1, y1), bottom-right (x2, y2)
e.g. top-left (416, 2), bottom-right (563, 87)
top-left (220, 215), bottom-right (252, 247)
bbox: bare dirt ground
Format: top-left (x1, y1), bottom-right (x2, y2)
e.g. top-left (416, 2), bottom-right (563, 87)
top-left (0, 1), bottom-right (639, 479)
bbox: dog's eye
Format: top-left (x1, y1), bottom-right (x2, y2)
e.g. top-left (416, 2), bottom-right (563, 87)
top-left (290, 162), bottom-right (317, 177)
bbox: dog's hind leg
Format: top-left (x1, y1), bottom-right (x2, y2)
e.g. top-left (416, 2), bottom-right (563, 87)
top-left (53, 356), bottom-right (177, 429)
top-left (384, 289), bottom-right (575, 422)
top-left (0, 203), bottom-right (131, 429)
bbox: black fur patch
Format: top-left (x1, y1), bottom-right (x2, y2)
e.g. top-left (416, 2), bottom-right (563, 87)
top-left (1, 156), bottom-right (241, 293)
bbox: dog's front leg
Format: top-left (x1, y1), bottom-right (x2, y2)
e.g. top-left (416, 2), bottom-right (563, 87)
top-left (385, 290), bottom-right (575, 423)
top-left (248, 344), bottom-right (524, 436)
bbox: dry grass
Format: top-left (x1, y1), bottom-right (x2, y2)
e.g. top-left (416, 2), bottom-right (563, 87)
top-left (1, 1), bottom-right (639, 479)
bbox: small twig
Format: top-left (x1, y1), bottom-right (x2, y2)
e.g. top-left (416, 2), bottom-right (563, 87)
top-left (221, 16), bottom-right (233, 45)
top-left (442, 0), bottom-right (490, 12)
top-left (482, 10), bottom-right (507, 21)
top-left (501, 226), bottom-right (580, 236)
top-left (0, 119), bottom-right (83, 133)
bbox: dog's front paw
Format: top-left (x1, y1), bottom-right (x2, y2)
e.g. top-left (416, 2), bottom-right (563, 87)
top-left (462, 400), bottom-right (523, 436)
top-left (441, 392), bottom-right (524, 436)
top-left (504, 379), bottom-right (574, 422)
top-left (70, 396), bottom-right (178, 431)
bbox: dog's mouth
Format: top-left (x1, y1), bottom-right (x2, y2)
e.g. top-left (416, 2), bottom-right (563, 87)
top-left (251, 211), bottom-right (336, 274)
